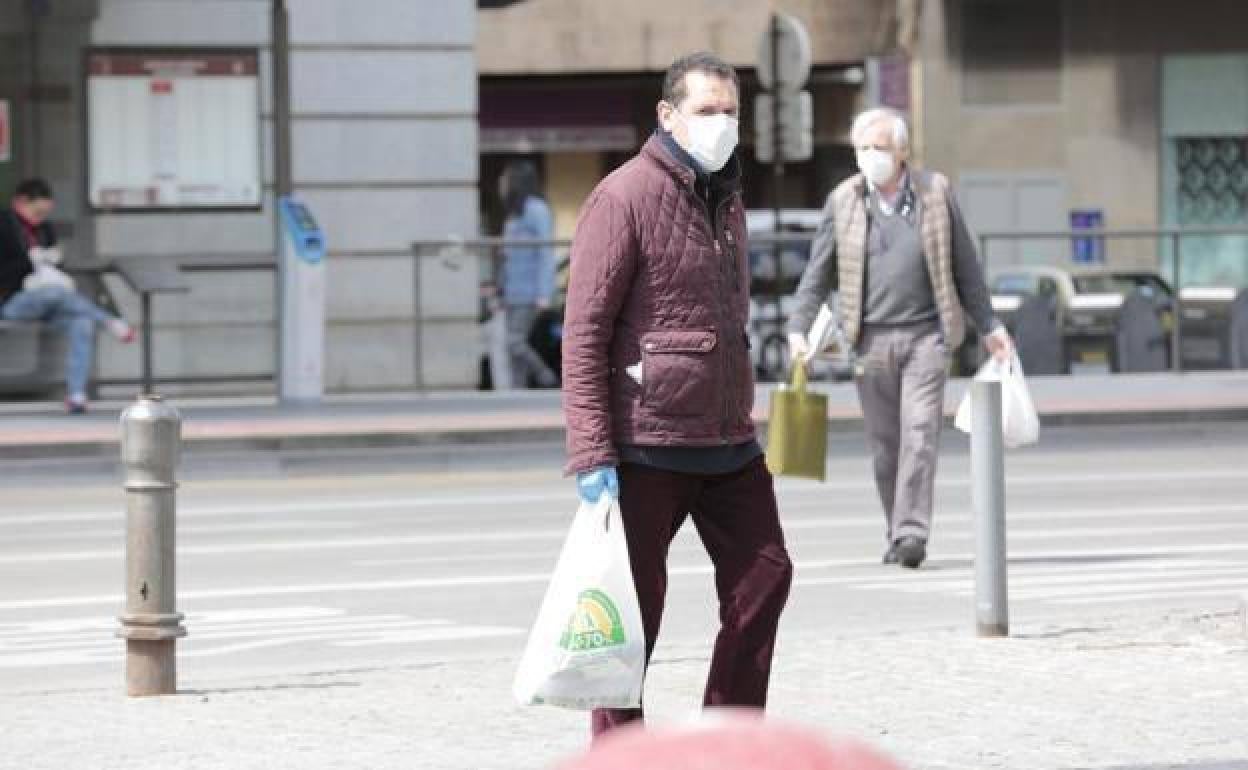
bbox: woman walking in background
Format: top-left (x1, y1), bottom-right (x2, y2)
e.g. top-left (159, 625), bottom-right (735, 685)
top-left (499, 160), bottom-right (559, 389)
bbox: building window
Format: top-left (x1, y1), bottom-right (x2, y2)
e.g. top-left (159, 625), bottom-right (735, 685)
top-left (1175, 137), bottom-right (1248, 225)
top-left (960, 0), bottom-right (1063, 106)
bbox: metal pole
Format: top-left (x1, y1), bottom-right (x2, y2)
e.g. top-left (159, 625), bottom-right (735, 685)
top-left (971, 378), bottom-right (1008, 637)
top-left (141, 291), bottom-right (153, 396)
top-left (26, 0), bottom-right (44, 177)
top-left (273, 0), bottom-right (293, 397)
top-left (977, 234), bottom-right (992, 373)
top-left (770, 13), bottom-right (784, 320)
top-left (272, 0), bottom-right (293, 200)
top-left (413, 243), bottom-right (424, 390)
top-left (1171, 232), bottom-right (1183, 372)
top-left (117, 395), bottom-right (187, 696)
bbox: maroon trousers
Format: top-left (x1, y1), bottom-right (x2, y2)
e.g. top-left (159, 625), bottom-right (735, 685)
top-left (590, 455), bottom-right (793, 737)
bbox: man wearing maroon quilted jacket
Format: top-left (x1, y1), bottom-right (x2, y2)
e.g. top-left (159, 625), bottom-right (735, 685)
top-left (561, 51), bottom-right (793, 737)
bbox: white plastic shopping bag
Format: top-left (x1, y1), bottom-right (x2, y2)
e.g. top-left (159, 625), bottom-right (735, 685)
top-left (955, 351), bottom-right (1040, 448)
top-left (23, 263), bottom-right (75, 293)
top-left (512, 495), bottom-right (645, 710)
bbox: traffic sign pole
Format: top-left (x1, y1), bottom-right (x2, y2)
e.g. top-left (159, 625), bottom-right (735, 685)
top-left (770, 13), bottom-right (784, 318)
top-left (758, 12), bottom-right (813, 321)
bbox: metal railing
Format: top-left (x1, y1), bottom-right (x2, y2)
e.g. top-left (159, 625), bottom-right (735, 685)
top-left (93, 256), bottom-right (278, 391)
top-left (30, 225), bottom-right (1241, 397)
top-left (979, 227), bottom-right (1248, 372)
top-left (415, 234), bottom-right (845, 384)
top-left (469, 229), bottom-right (1248, 378)
top-left (412, 238), bottom-right (564, 389)
top-left (67, 259), bottom-right (190, 394)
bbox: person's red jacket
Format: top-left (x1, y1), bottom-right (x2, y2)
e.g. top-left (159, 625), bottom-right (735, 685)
top-left (0, 208), bottom-right (53, 305)
top-left (561, 135), bottom-right (755, 475)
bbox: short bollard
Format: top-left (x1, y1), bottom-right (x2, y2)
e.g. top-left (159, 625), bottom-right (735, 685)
top-left (971, 379), bottom-right (1009, 637)
top-left (117, 395), bottom-right (187, 696)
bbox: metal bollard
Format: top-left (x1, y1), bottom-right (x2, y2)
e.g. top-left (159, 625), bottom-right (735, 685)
top-left (971, 379), bottom-right (1009, 637)
top-left (117, 395), bottom-right (187, 696)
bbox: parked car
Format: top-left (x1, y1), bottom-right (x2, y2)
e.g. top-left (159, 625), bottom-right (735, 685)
top-left (987, 265), bottom-right (1176, 371)
top-left (745, 209), bottom-right (823, 300)
top-left (748, 296), bottom-right (853, 384)
top-left (745, 209), bottom-right (852, 382)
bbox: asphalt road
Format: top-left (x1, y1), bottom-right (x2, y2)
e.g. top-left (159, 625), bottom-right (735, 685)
top-left (2, 422), bottom-right (1246, 694)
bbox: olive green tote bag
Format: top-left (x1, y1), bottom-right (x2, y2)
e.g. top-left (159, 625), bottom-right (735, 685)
top-left (765, 363), bottom-right (828, 481)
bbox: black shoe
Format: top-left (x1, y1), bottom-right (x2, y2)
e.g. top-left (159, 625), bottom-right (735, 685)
top-left (895, 536), bottom-right (927, 569)
top-left (882, 543), bottom-right (900, 564)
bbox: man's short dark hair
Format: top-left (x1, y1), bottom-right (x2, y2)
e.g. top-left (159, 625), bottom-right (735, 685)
top-left (662, 51), bottom-right (739, 107)
top-left (15, 178), bottom-right (53, 201)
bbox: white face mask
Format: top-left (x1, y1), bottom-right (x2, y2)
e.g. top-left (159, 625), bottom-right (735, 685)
top-left (857, 148), bottom-right (898, 187)
top-left (675, 111), bottom-right (739, 173)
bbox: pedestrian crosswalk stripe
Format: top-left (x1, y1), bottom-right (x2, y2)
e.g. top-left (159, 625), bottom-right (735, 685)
top-left (6, 544), bottom-right (1248, 613)
top-left (844, 561), bottom-right (1247, 592)
top-left (814, 556), bottom-right (1248, 607)
top-left (1055, 588), bottom-right (1248, 605)
top-left (0, 606), bottom-right (522, 669)
top-left (10, 515), bottom-right (1248, 567)
top-left (1005, 575), bottom-right (1248, 601)
top-left (4, 467), bottom-right (1244, 526)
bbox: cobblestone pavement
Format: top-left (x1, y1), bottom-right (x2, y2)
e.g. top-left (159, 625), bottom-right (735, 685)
top-left (3, 609), bottom-right (1245, 770)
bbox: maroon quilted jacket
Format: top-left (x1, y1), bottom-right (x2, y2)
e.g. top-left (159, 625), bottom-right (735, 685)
top-left (561, 135), bottom-right (755, 475)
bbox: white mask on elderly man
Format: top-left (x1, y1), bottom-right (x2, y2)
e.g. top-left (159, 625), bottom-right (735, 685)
top-left (676, 111), bottom-right (739, 173)
top-left (856, 148), bottom-right (898, 187)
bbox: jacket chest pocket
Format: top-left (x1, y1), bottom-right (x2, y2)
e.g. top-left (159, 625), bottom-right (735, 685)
top-left (640, 329), bottom-right (719, 417)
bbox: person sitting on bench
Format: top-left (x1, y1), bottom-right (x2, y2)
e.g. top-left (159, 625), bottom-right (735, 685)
top-left (0, 178), bottom-right (135, 414)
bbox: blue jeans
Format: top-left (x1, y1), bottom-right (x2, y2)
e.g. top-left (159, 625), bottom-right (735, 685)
top-left (0, 287), bottom-right (116, 398)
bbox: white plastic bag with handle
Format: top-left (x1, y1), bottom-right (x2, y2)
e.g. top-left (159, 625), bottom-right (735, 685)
top-left (955, 351), bottom-right (1040, 448)
top-left (513, 494), bottom-right (645, 710)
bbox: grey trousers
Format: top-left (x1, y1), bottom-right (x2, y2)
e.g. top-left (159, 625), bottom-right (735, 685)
top-left (505, 303), bottom-right (556, 388)
top-left (854, 321), bottom-right (949, 544)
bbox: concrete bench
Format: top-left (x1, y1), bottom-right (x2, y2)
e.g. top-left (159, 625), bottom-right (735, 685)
top-left (0, 258), bottom-right (188, 398)
top-left (0, 320), bottom-right (70, 396)
top-left (0, 263), bottom-right (122, 398)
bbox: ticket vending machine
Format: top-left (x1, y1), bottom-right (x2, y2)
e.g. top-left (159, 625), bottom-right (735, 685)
top-left (278, 196), bottom-right (327, 403)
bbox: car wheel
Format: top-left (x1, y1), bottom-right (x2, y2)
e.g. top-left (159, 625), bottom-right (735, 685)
top-left (760, 333), bottom-right (789, 382)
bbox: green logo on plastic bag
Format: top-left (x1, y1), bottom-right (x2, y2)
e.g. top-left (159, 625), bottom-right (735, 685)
top-left (559, 589), bottom-right (627, 651)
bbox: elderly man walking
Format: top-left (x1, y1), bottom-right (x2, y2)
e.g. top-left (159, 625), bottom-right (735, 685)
top-left (788, 108), bottom-right (1010, 569)
top-left (562, 51), bottom-right (793, 737)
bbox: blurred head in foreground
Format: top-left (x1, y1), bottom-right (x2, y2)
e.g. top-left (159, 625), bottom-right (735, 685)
top-left (556, 717), bottom-right (904, 770)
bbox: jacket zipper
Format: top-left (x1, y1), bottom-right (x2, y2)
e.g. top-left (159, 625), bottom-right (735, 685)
top-left (697, 188), bottom-right (737, 444)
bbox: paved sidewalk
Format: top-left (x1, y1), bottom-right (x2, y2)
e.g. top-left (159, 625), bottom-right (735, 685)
top-left (3, 610), bottom-right (1245, 769)
top-left (2, 371), bottom-right (1247, 460)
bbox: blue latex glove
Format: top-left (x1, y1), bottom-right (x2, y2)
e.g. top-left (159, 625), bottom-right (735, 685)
top-left (576, 466), bottom-right (619, 503)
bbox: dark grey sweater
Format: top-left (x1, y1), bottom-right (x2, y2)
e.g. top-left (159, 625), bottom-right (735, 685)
top-left (787, 170), bottom-right (997, 338)
top-left (862, 184), bottom-right (939, 325)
